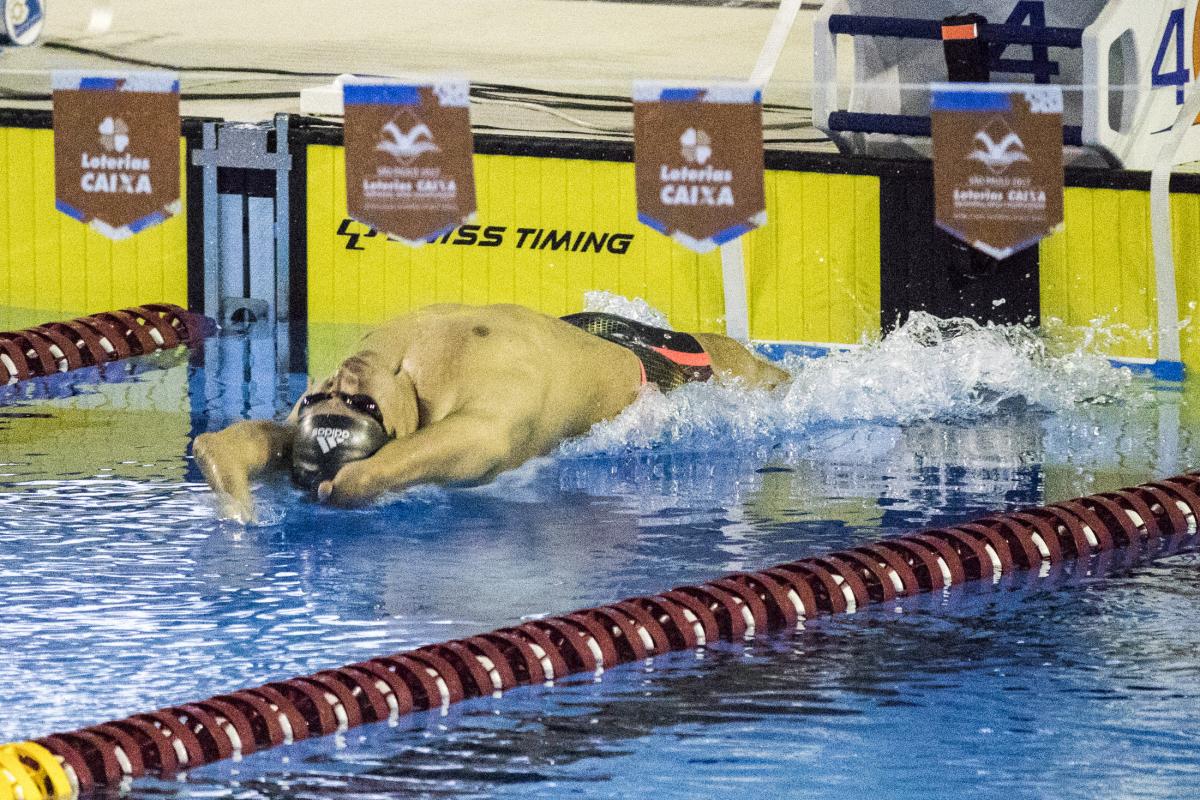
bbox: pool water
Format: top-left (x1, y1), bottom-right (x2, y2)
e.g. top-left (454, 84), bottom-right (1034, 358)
top-left (2, 307), bottom-right (1199, 799)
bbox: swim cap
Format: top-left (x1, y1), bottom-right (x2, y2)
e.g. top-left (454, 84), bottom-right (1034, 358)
top-left (290, 411), bottom-right (390, 492)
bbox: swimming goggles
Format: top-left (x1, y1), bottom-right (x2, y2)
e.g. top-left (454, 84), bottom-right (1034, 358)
top-left (299, 392), bottom-right (385, 429)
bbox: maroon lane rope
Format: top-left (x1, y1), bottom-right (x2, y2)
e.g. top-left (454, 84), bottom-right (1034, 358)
top-left (0, 304), bottom-right (205, 386)
top-left (10, 472), bottom-right (1200, 797)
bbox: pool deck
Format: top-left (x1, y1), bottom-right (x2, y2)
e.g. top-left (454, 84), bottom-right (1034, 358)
top-left (1, 0), bottom-right (825, 146)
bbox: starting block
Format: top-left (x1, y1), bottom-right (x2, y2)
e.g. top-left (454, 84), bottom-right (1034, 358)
top-left (813, 0), bottom-right (1200, 169)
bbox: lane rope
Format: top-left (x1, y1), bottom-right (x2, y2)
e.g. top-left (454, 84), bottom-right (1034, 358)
top-left (0, 304), bottom-right (208, 386)
top-left (3, 472), bottom-right (1199, 796)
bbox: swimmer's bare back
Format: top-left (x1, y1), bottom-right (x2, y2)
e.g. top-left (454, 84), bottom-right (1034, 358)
top-left (194, 303), bottom-right (788, 521)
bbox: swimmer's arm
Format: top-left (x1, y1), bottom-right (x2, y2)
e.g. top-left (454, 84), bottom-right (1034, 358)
top-left (194, 420), bottom-right (294, 523)
top-left (691, 332), bottom-right (790, 390)
top-left (318, 412), bottom-right (520, 506)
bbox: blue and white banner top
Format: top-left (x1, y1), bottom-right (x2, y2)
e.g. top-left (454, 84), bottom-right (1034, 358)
top-left (632, 81), bottom-right (763, 105)
top-left (632, 80), bottom-right (766, 254)
top-left (931, 82), bottom-right (1064, 116)
top-left (340, 76), bottom-right (477, 245)
top-left (342, 76), bottom-right (471, 109)
top-left (52, 70), bottom-right (182, 95)
top-left (51, 70), bottom-right (182, 241)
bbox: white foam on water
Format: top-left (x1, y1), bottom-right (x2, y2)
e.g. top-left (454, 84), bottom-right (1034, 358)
top-left (563, 297), bottom-right (1143, 456)
top-left (583, 291), bottom-right (672, 329)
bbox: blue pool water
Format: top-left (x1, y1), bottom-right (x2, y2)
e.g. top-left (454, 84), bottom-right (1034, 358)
top-left (2, 311), bottom-right (1199, 799)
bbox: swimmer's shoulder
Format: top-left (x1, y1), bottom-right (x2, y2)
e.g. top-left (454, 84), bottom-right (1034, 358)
top-left (376, 303), bottom-right (548, 325)
top-left (413, 303), bottom-right (563, 333)
top-left (365, 305), bottom-right (475, 341)
top-left (368, 305), bottom-right (564, 356)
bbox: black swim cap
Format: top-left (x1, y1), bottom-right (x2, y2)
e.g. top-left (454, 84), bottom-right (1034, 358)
top-left (291, 411), bottom-right (391, 492)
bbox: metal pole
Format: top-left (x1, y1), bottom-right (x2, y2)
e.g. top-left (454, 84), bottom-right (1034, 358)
top-left (1148, 83), bottom-right (1200, 378)
top-left (200, 122), bottom-right (221, 320)
top-left (273, 114), bottom-right (291, 323)
top-left (716, 0), bottom-right (804, 341)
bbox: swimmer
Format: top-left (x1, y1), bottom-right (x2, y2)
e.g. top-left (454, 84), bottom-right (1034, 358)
top-left (194, 303), bottom-right (789, 522)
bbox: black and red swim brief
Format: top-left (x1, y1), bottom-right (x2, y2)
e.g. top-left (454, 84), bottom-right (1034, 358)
top-left (560, 312), bottom-right (713, 390)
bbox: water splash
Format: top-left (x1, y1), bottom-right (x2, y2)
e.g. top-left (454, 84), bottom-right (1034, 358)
top-left (564, 307), bottom-right (1143, 455)
top-left (583, 291), bottom-right (672, 328)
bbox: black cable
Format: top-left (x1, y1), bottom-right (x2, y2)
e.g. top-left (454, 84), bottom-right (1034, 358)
top-left (0, 89), bottom-right (48, 101)
top-left (36, 39), bottom-right (817, 114)
top-left (472, 92), bottom-right (631, 114)
top-left (765, 101), bottom-right (813, 112)
top-left (0, 88), bottom-right (333, 101)
top-left (473, 124), bottom-right (630, 138)
top-left (180, 91), bottom-right (308, 100)
top-left (474, 81), bottom-right (629, 104)
top-left (40, 40), bottom-right (341, 78)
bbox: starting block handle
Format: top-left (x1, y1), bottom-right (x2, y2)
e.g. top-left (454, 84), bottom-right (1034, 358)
top-left (814, 5), bottom-right (1089, 140)
top-left (827, 14), bottom-right (1084, 48)
top-left (828, 111), bottom-right (1085, 147)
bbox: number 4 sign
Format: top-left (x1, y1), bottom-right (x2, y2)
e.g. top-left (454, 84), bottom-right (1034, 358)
top-left (992, 1), bottom-right (1058, 84)
top-left (1152, 7), bottom-right (1191, 105)
top-left (1088, 1), bottom-right (1200, 169)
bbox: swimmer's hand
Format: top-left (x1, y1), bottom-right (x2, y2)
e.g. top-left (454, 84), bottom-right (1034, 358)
top-left (315, 414), bottom-right (510, 507)
top-left (194, 421), bottom-right (293, 524)
top-left (316, 459), bottom-right (387, 508)
top-left (194, 431), bottom-right (258, 524)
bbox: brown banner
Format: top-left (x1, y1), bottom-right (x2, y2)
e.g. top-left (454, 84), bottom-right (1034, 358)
top-left (52, 72), bottom-right (181, 239)
top-left (932, 85), bottom-right (1064, 260)
top-left (343, 80), bottom-right (477, 245)
top-left (633, 83), bottom-right (765, 253)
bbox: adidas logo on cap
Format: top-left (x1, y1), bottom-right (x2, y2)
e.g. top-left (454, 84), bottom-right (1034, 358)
top-left (314, 426), bottom-right (352, 454)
